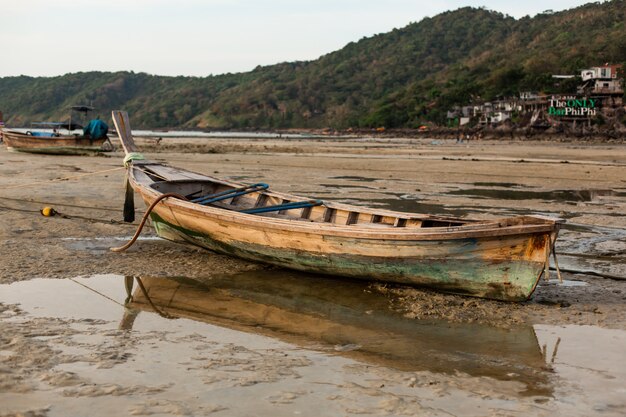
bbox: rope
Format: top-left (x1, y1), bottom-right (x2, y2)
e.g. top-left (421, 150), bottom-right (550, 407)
top-left (124, 152), bottom-right (146, 167)
top-left (0, 196), bottom-right (123, 213)
top-left (135, 277), bottom-right (175, 319)
top-left (69, 278), bottom-right (125, 307)
top-left (0, 203), bottom-right (148, 227)
top-left (110, 192), bottom-right (188, 252)
top-left (0, 167), bottom-right (125, 190)
top-left (552, 244), bottom-right (563, 283)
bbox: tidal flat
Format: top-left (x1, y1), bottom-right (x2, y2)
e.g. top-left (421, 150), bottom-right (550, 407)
top-left (1, 135), bottom-right (625, 416)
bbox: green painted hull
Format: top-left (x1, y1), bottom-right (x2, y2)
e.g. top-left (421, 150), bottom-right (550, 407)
top-left (151, 214), bottom-right (545, 301)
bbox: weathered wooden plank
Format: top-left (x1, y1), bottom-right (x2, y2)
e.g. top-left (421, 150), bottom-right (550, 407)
top-left (111, 110), bottom-right (138, 153)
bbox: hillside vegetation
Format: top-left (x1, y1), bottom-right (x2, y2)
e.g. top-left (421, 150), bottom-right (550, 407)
top-left (1, 1), bottom-right (625, 129)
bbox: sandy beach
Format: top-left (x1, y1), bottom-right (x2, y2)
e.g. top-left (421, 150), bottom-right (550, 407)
top-left (1, 135), bottom-right (625, 416)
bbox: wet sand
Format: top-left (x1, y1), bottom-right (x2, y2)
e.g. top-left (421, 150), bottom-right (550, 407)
top-left (1, 136), bottom-right (625, 416)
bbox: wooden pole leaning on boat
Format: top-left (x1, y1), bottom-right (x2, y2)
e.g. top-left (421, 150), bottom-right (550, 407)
top-left (112, 110), bottom-right (139, 154)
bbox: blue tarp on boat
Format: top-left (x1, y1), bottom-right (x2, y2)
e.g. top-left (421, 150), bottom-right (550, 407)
top-left (83, 119), bottom-right (108, 140)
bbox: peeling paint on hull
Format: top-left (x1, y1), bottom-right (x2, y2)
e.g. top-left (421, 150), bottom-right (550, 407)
top-left (151, 214), bottom-right (546, 301)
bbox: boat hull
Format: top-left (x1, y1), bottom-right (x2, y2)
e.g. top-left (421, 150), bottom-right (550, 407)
top-left (147, 207), bottom-right (550, 301)
top-left (2, 130), bottom-right (111, 155)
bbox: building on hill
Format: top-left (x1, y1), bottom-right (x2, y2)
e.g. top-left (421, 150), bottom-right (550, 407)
top-left (447, 64), bottom-right (624, 130)
top-left (520, 92), bottom-right (540, 101)
top-left (578, 64), bottom-right (623, 106)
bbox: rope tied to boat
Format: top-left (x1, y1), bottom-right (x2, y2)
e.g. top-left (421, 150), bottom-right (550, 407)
top-left (111, 192), bottom-right (188, 252)
top-left (123, 152), bottom-right (146, 167)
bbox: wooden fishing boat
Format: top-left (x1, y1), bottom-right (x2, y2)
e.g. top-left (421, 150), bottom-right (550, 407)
top-left (2, 129), bottom-right (112, 154)
top-left (112, 110), bottom-right (564, 302)
top-left (1, 106), bottom-right (112, 155)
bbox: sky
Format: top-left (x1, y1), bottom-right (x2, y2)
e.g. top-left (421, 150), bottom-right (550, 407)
top-left (1, 0), bottom-right (597, 78)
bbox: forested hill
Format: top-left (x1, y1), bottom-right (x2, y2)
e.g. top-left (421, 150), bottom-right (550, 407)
top-left (1, 1), bottom-right (625, 129)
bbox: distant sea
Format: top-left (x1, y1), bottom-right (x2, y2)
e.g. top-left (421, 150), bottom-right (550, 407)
top-left (10, 128), bottom-right (320, 139)
top-left (132, 130), bottom-right (319, 139)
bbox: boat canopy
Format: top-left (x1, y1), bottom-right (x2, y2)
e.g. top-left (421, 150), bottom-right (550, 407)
top-left (32, 122), bottom-right (82, 130)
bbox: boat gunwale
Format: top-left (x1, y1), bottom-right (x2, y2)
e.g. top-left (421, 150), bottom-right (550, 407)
top-left (130, 164), bottom-right (560, 241)
top-left (2, 129), bottom-right (106, 142)
top-left (142, 169), bottom-right (481, 223)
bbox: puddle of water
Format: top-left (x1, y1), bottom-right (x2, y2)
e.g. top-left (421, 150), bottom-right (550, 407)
top-left (539, 279), bottom-right (588, 287)
top-left (62, 237), bottom-right (161, 253)
top-left (337, 195), bottom-right (574, 221)
top-left (472, 182), bottom-right (532, 188)
top-left (534, 325), bottom-right (626, 414)
top-left (448, 188), bottom-right (621, 202)
top-left (0, 273), bottom-right (546, 388)
top-left (556, 224), bottom-right (626, 279)
top-left (227, 175), bottom-right (254, 181)
top-left (557, 255), bottom-right (626, 280)
top-left (343, 197), bottom-right (474, 217)
top-left (320, 183), bottom-right (378, 190)
top-left (329, 176), bottom-right (379, 182)
top-left (127, 273), bottom-right (552, 387)
top-left (1, 273), bottom-right (625, 416)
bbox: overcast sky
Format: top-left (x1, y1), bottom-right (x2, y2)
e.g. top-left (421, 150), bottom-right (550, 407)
top-left (1, 0), bottom-right (597, 78)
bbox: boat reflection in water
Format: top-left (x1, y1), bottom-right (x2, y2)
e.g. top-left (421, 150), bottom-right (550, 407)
top-left (121, 270), bottom-right (551, 395)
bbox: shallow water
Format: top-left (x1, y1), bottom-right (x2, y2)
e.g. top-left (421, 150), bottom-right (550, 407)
top-left (556, 224), bottom-right (626, 280)
top-left (9, 128), bottom-right (318, 139)
top-left (329, 176), bottom-right (379, 182)
top-left (447, 188), bottom-right (622, 202)
top-left (1, 273), bottom-right (625, 416)
top-left (62, 236), bottom-right (161, 254)
top-left (0, 273), bottom-right (546, 384)
top-left (339, 196), bottom-right (475, 217)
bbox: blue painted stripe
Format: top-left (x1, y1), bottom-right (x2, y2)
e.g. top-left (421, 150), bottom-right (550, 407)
top-left (193, 183), bottom-right (269, 205)
top-left (241, 199), bottom-right (323, 214)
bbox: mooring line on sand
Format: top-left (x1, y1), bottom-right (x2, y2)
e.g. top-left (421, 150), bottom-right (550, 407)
top-left (0, 166), bottom-right (125, 190)
top-left (0, 196), bottom-right (125, 213)
top-left (0, 203), bottom-right (149, 227)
